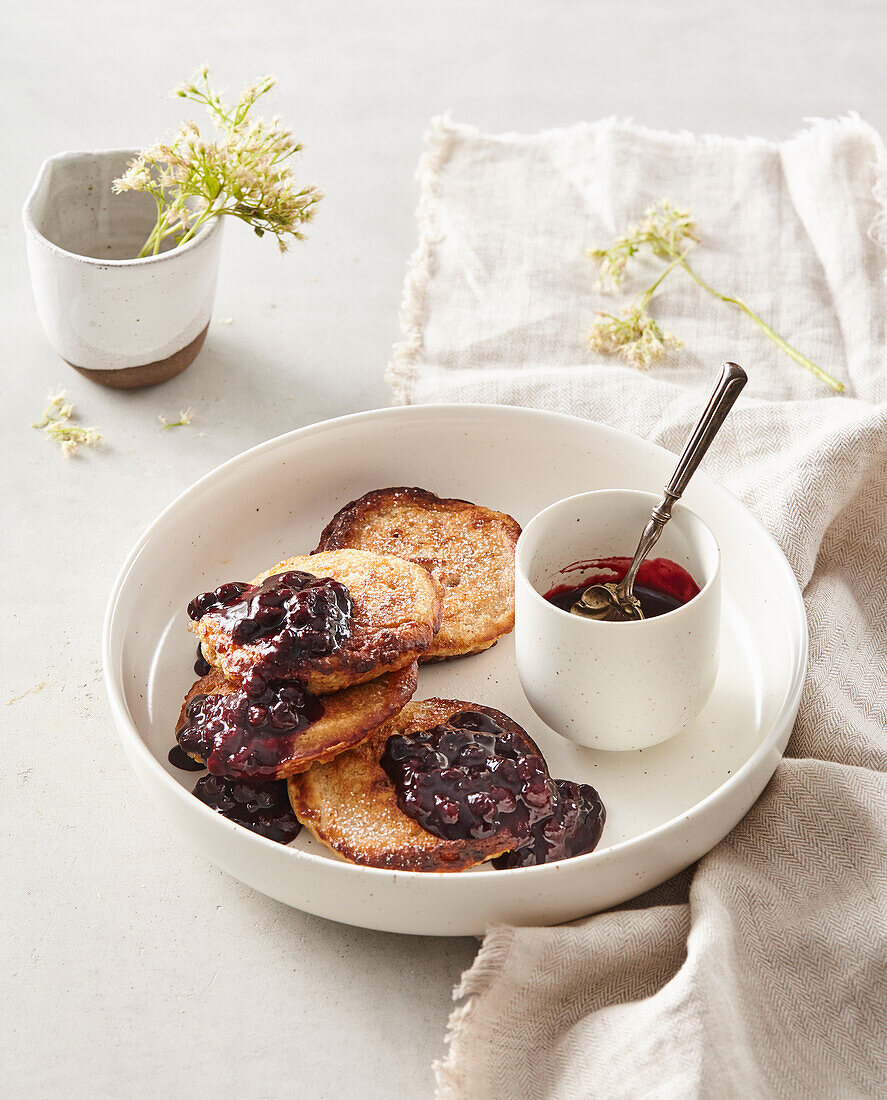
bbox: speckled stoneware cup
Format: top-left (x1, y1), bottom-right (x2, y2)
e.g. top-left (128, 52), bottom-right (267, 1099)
top-left (23, 149), bottom-right (223, 389)
top-left (515, 489), bottom-right (722, 751)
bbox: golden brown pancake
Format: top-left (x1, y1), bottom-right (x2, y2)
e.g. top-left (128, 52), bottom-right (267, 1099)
top-left (288, 698), bottom-right (546, 872)
top-left (190, 548), bottom-right (443, 693)
top-left (175, 663), bottom-right (418, 780)
top-left (314, 487), bottom-right (521, 660)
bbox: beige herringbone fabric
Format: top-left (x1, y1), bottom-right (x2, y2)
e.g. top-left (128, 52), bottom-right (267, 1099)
top-left (387, 117), bottom-right (887, 1099)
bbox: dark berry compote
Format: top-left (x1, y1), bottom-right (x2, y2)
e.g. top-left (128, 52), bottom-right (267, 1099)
top-left (187, 570), bottom-right (353, 678)
top-left (544, 556), bottom-right (700, 619)
top-left (193, 774), bottom-right (302, 844)
top-left (167, 744), bottom-right (206, 772)
top-left (493, 780), bottom-right (606, 868)
top-left (193, 642), bottom-right (212, 677)
top-left (380, 711), bottom-right (555, 846)
top-left (176, 674), bottom-right (323, 780)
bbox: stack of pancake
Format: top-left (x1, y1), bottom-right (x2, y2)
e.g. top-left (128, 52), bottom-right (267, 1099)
top-left (176, 487), bottom-right (542, 871)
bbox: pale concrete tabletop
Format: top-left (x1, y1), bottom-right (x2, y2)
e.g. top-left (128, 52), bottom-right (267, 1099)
top-left (4, 2), bottom-right (886, 1096)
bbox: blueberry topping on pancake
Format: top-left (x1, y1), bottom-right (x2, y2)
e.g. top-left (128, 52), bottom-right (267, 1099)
top-left (190, 550), bottom-right (443, 694)
top-left (380, 710), bottom-right (554, 843)
top-left (175, 664), bottom-right (419, 782)
top-left (187, 581), bottom-right (251, 620)
top-left (188, 570), bottom-right (352, 681)
top-left (177, 676), bottom-right (324, 780)
top-left (288, 699), bottom-right (555, 872)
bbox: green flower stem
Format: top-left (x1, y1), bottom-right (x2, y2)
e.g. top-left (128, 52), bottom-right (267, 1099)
top-left (676, 257), bottom-right (844, 394)
top-left (139, 202), bottom-right (175, 258)
top-left (635, 251), bottom-right (689, 311)
top-left (175, 205), bottom-right (216, 247)
top-left (587, 200), bottom-right (844, 394)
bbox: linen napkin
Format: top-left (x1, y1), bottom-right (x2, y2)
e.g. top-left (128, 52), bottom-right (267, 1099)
top-left (388, 115), bottom-right (887, 1099)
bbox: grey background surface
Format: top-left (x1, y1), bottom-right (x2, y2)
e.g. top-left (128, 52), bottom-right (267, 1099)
top-left (3, 2), bottom-right (885, 1096)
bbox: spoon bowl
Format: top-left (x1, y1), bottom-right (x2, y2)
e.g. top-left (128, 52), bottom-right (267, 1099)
top-left (574, 585), bottom-right (642, 621)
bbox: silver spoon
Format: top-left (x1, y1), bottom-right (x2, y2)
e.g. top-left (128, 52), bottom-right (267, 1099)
top-left (572, 361), bottom-right (748, 621)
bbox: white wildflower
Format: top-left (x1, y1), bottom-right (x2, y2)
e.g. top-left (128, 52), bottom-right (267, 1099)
top-left (587, 307), bottom-right (681, 368)
top-left (113, 68), bottom-right (322, 258)
top-left (160, 407), bottom-right (195, 430)
top-left (32, 390), bottom-right (103, 455)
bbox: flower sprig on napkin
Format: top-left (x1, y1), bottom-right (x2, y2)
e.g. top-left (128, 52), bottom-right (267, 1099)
top-left (586, 200), bottom-right (844, 392)
top-left (113, 68), bottom-right (323, 258)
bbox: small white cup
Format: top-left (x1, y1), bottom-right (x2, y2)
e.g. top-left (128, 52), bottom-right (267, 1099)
top-left (515, 490), bottom-right (721, 751)
top-left (22, 149), bottom-right (222, 388)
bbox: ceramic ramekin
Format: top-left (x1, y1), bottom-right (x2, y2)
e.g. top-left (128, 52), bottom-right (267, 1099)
top-left (515, 489), bottom-right (722, 751)
top-left (22, 149), bottom-right (222, 388)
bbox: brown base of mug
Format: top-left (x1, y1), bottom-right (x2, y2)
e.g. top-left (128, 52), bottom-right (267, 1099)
top-left (66, 324), bottom-right (209, 389)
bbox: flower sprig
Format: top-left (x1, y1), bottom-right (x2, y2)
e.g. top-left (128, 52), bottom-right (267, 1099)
top-left (32, 390), bottom-right (102, 456)
top-left (587, 200), bottom-right (698, 290)
top-left (159, 408), bottom-right (194, 430)
top-left (113, 67), bottom-right (323, 258)
top-left (585, 199), bottom-right (844, 392)
top-left (588, 304), bottom-right (682, 368)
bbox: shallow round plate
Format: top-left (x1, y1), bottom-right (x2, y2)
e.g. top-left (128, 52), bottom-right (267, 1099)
top-left (104, 405), bottom-right (807, 936)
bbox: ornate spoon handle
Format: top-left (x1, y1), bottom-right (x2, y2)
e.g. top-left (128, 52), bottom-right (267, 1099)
top-left (617, 361), bottom-right (748, 602)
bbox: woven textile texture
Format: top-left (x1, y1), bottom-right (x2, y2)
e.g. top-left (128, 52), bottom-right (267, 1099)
top-left (387, 116), bottom-right (887, 1100)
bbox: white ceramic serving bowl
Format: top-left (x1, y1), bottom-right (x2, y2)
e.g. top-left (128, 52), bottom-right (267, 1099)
top-left (22, 149), bottom-right (222, 388)
top-left (103, 404), bottom-right (807, 936)
top-left (516, 490), bottom-right (721, 751)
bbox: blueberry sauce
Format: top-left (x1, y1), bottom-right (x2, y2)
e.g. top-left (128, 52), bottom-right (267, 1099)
top-left (167, 744), bottom-right (206, 772)
top-left (544, 556), bottom-right (700, 619)
top-left (192, 774), bottom-right (302, 844)
top-left (493, 780), bottom-right (606, 868)
top-left (176, 677), bottom-right (323, 780)
top-left (187, 580), bottom-right (251, 620)
top-left (380, 711), bottom-right (555, 844)
top-left (187, 570), bottom-right (352, 679)
top-left (194, 643), bottom-right (212, 677)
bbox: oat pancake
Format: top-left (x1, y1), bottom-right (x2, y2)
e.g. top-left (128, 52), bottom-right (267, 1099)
top-left (314, 487), bottom-right (521, 660)
top-left (288, 698), bottom-right (551, 872)
top-left (190, 548), bottom-right (443, 693)
top-left (175, 663), bottom-right (418, 781)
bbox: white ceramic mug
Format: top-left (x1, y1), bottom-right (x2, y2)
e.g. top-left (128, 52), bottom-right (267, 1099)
top-left (22, 149), bottom-right (222, 388)
top-left (515, 489), bottom-right (722, 751)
